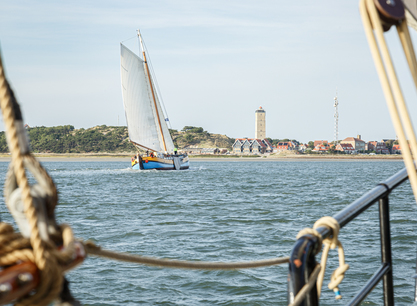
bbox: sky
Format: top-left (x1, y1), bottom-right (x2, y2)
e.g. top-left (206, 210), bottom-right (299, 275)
top-left (1, 0), bottom-right (417, 143)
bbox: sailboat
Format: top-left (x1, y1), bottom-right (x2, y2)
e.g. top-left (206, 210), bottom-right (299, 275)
top-left (120, 31), bottom-right (189, 170)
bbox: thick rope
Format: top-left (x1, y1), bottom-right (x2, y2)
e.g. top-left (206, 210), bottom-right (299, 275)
top-left (0, 223), bottom-right (77, 264)
top-left (360, 0), bottom-right (417, 205)
top-left (0, 53), bottom-right (64, 306)
top-left (83, 240), bottom-right (289, 269)
top-left (296, 228), bottom-right (322, 253)
top-left (0, 223), bottom-right (33, 265)
top-left (397, 20), bottom-right (417, 90)
top-left (313, 217), bottom-right (348, 299)
top-left (296, 216), bottom-right (349, 300)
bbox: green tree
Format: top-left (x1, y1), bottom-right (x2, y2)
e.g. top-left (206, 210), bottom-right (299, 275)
top-left (182, 126), bottom-right (204, 133)
top-left (0, 131), bottom-right (7, 153)
top-left (1, 124), bottom-right (239, 153)
top-left (185, 134), bottom-right (194, 142)
top-left (385, 140), bottom-right (394, 150)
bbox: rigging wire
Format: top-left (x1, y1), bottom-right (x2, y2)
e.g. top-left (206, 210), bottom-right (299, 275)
top-left (121, 35), bottom-right (137, 43)
top-left (141, 37), bottom-right (173, 130)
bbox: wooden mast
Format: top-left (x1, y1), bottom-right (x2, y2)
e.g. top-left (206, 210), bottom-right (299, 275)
top-left (137, 30), bottom-right (167, 152)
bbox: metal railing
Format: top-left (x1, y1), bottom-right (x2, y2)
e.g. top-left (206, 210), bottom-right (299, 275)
top-left (288, 167), bottom-right (410, 305)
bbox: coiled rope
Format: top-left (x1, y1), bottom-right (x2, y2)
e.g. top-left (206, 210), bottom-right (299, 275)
top-left (0, 223), bottom-right (32, 265)
top-left (0, 223), bottom-right (76, 267)
top-left (0, 51), bottom-right (78, 306)
top-left (296, 216), bottom-right (349, 301)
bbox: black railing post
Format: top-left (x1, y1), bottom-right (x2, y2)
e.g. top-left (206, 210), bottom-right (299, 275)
top-left (379, 195), bottom-right (394, 305)
top-left (288, 234), bottom-right (320, 306)
top-left (288, 168), bottom-right (412, 305)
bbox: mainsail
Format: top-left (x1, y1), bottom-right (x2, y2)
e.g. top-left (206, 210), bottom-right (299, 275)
top-left (120, 43), bottom-right (175, 153)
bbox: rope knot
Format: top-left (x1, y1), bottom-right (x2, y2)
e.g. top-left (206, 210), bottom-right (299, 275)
top-left (295, 216), bottom-right (349, 301)
top-left (314, 216), bottom-right (339, 249)
top-left (329, 262), bottom-right (349, 290)
top-left (295, 228), bottom-right (322, 254)
top-left (314, 217), bottom-right (349, 300)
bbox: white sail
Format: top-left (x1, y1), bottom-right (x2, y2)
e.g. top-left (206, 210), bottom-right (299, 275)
top-left (120, 43), bottom-right (175, 153)
top-left (153, 87), bottom-right (175, 153)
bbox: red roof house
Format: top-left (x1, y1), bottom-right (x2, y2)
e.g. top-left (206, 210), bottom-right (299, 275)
top-left (314, 140), bottom-right (328, 147)
top-left (336, 143), bottom-right (356, 153)
top-left (392, 144), bottom-right (401, 154)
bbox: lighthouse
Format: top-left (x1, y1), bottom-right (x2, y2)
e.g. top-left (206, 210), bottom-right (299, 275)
top-left (255, 106), bottom-right (266, 139)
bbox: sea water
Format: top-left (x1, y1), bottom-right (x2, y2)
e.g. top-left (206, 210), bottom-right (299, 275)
top-left (0, 160), bottom-right (416, 305)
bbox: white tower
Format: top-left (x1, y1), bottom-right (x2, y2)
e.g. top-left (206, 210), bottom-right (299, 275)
top-left (255, 106), bottom-right (266, 139)
top-left (334, 93), bottom-right (339, 145)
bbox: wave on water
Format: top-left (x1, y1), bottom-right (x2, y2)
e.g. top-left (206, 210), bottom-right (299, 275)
top-left (0, 160), bottom-right (413, 305)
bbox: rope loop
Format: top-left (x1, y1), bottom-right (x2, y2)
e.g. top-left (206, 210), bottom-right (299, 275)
top-left (328, 240), bottom-right (349, 292)
top-left (313, 216), bottom-right (339, 249)
top-left (295, 228), bottom-right (322, 254)
top-left (0, 221), bottom-right (81, 305)
top-left (314, 217), bottom-right (348, 299)
top-left (0, 51), bottom-right (83, 305)
top-left (295, 216), bottom-right (349, 301)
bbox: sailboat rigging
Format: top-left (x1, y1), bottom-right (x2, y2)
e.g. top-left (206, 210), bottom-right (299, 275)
top-left (120, 30), bottom-right (189, 170)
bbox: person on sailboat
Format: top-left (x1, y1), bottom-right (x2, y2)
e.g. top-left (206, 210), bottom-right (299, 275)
top-left (174, 148), bottom-right (178, 155)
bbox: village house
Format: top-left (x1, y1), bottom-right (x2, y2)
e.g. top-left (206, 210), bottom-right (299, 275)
top-left (365, 141), bottom-right (374, 151)
top-left (340, 136), bottom-right (366, 152)
top-left (312, 144), bottom-right (330, 153)
top-left (263, 139), bottom-right (274, 153)
top-left (391, 143), bottom-right (410, 154)
top-left (392, 144), bottom-right (401, 154)
top-left (314, 140), bottom-right (328, 147)
top-left (242, 139), bottom-right (252, 154)
top-left (232, 138), bottom-right (273, 154)
top-left (275, 141), bottom-right (298, 152)
top-left (251, 139), bottom-right (267, 154)
top-left (336, 143), bottom-right (356, 154)
top-left (232, 139), bottom-right (246, 154)
top-left (366, 141), bottom-right (390, 154)
top-left (298, 144), bottom-right (308, 152)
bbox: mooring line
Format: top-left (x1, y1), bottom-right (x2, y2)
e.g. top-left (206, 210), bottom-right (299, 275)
top-left (83, 240), bottom-right (289, 269)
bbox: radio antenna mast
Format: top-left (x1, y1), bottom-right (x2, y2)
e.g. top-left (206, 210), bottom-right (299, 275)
top-left (334, 91), bottom-right (339, 146)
